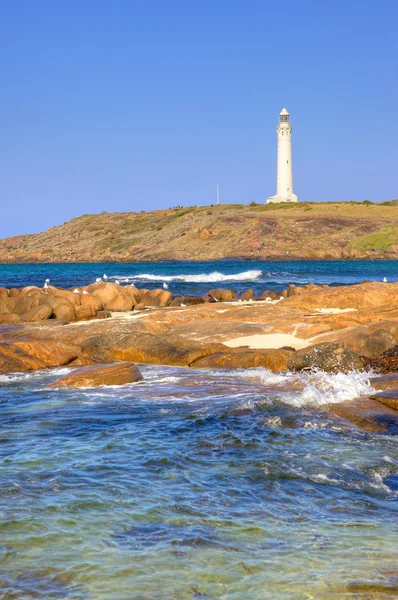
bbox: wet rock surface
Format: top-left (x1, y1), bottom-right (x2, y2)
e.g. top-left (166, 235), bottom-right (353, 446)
top-left (48, 362), bottom-right (143, 388)
top-left (370, 389), bottom-right (398, 410)
top-left (288, 342), bottom-right (364, 373)
top-left (328, 398), bottom-right (398, 433)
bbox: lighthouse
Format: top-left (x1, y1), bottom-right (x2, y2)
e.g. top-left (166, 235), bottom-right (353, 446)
top-left (267, 108), bottom-right (298, 204)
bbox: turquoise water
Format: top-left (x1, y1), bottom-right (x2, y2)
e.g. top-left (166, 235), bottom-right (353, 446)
top-left (1, 366), bottom-right (397, 599)
top-left (0, 259), bottom-right (397, 296)
top-left (1, 260), bottom-right (398, 598)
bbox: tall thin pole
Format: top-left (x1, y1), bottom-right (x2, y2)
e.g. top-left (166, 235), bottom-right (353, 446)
top-left (216, 184), bottom-right (220, 205)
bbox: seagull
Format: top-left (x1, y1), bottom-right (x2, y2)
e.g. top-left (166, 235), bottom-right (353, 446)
top-left (96, 277), bottom-right (102, 282)
top-left (163, 282), bottom-right (169, 290)
top-left (115, 280), bottom-right (120, 285)
top-left (383, 277), bottom-right (388, 283)
top-left (45, 278), bottom-right (50, 284)
top-left (103, 274), bottom-right (108, 280)
top-left (73, 289), bottom-right (80, 294)
top-left (82, 290), bottom-right (89, 295)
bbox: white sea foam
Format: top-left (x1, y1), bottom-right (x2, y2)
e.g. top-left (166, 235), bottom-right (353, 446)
top-left (109, 270), bottom-right (262, 284)
top-left (0, 367), bottom-right (72, 383)
top-left (243, 367), bottom-right (373, 407)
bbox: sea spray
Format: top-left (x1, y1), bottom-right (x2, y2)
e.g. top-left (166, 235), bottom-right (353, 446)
top-left (244, 367), bottom-right (373, 407)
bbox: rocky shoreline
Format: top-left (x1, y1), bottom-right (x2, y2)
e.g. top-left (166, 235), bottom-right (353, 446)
top-left (0, 279), bottom-right (397, 432)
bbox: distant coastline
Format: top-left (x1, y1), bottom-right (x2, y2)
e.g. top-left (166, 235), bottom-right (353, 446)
top-left (0, 201), bottom-right (397, 263)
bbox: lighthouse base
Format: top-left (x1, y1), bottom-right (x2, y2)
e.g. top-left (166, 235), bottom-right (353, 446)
top-left (266, 193), bottom-right (298, 205)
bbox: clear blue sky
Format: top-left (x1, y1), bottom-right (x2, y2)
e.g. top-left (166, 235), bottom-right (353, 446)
top-left (1, 0), bottom-right (397, 237)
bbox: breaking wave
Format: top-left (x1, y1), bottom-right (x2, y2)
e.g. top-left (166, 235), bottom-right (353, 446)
top-left (244, 367), bottom-right (373, 407)
top-left (109, 270), bottom-right (262, 284)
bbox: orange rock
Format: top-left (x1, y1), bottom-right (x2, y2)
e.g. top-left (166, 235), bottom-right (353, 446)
top-left (0, 288), bottom-right (15, 313)
top-left (80, 293), bottom-right (103, 312)
top-left (329, 398), bottom-right (398, 432)
top-left (140, 289), bottom-right (174, 308)
top-left (105, 293), bottom-right (134, 312)
top-left (240, 289), bottom-right (256, 301)
top-left (169, 295), bottom-right (205, 307)
top-left (192, 348), bottom-right (292, 371)
top-left (123, 285), bottom-right (141, 304)
top-left (20, 303), bottom-right (53, 322)
top-left (370, 390), bottom-right (398, 411)
top-left (0, 339), bottom-right (80, 374)
top-left (370, 374), bottom-right (398, 391)
top-left (88, 282), bottom-right (121, 309)
top-left (317, 320), bottom-right (398, 358)
top-left (96, 310), bottom-right (112, 319)
top-left (283, 282), bottom-right (398, 311)
top-left (0, 313), bottom-right (20, 324)
top-left (259, 290), bottom-right (280, 300)
top-left (74, 304), bottom-right (95, 320)
top-left (46, 297), bottom-right (77, 322)
top-left (288, 342), bottom-right (364, 373)
top-left (200, 228), bottom-right (211, 239)
top-left (47, 362), bottom-right (143, 388)
top-left (203, 289), bottom-right (238, 302)
top-left (12, 293), bottom-right (41, 316)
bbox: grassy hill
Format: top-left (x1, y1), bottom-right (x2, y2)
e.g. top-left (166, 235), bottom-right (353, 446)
top-left (0, 201), bottom-right (397, 262)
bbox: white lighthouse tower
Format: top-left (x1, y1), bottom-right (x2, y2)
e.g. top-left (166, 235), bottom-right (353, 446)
top-left (267, 108), bottom-right (298, 204)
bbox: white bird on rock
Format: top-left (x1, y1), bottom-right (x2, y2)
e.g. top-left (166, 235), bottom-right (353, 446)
top-left (96, 277), bottom-right (102, 282)
top-left (103, 274), bottom-right (109, 280)
top-left (73, 289), bottom-right (80, 294)
top-left (115, 280), bottom-right (120, 285)
top-left (163, 282), bottom-right (169, 290)
top-left (383, 277), bottom-right (388, 283)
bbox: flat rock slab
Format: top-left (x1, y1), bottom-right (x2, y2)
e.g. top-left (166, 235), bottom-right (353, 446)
top-left (192, 348), bottom-right (292, 371)
top-left (370, 389), bottom-right (398, 411)
top-left (48, 362), bottom-right (143, 388)
top-left (328, 397), bottom-right (398, 433)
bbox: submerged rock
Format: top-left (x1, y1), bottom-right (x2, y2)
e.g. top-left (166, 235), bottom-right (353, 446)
top-left (48, 362), bottom-right (143, 388)
top-left (329, 398), bottom-right (398, 433)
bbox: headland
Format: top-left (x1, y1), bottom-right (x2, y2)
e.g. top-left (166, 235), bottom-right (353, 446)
top-left (0, 200), bottom-right (397, 262)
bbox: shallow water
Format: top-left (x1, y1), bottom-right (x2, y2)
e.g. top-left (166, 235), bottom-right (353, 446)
top-left (1, 365), bottom-right (397, 599)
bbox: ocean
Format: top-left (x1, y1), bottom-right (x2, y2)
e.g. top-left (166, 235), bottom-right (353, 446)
top-left (0, 259), bottom-right (397, 296)
top-left (1, 260), bottom-right (398, 599)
